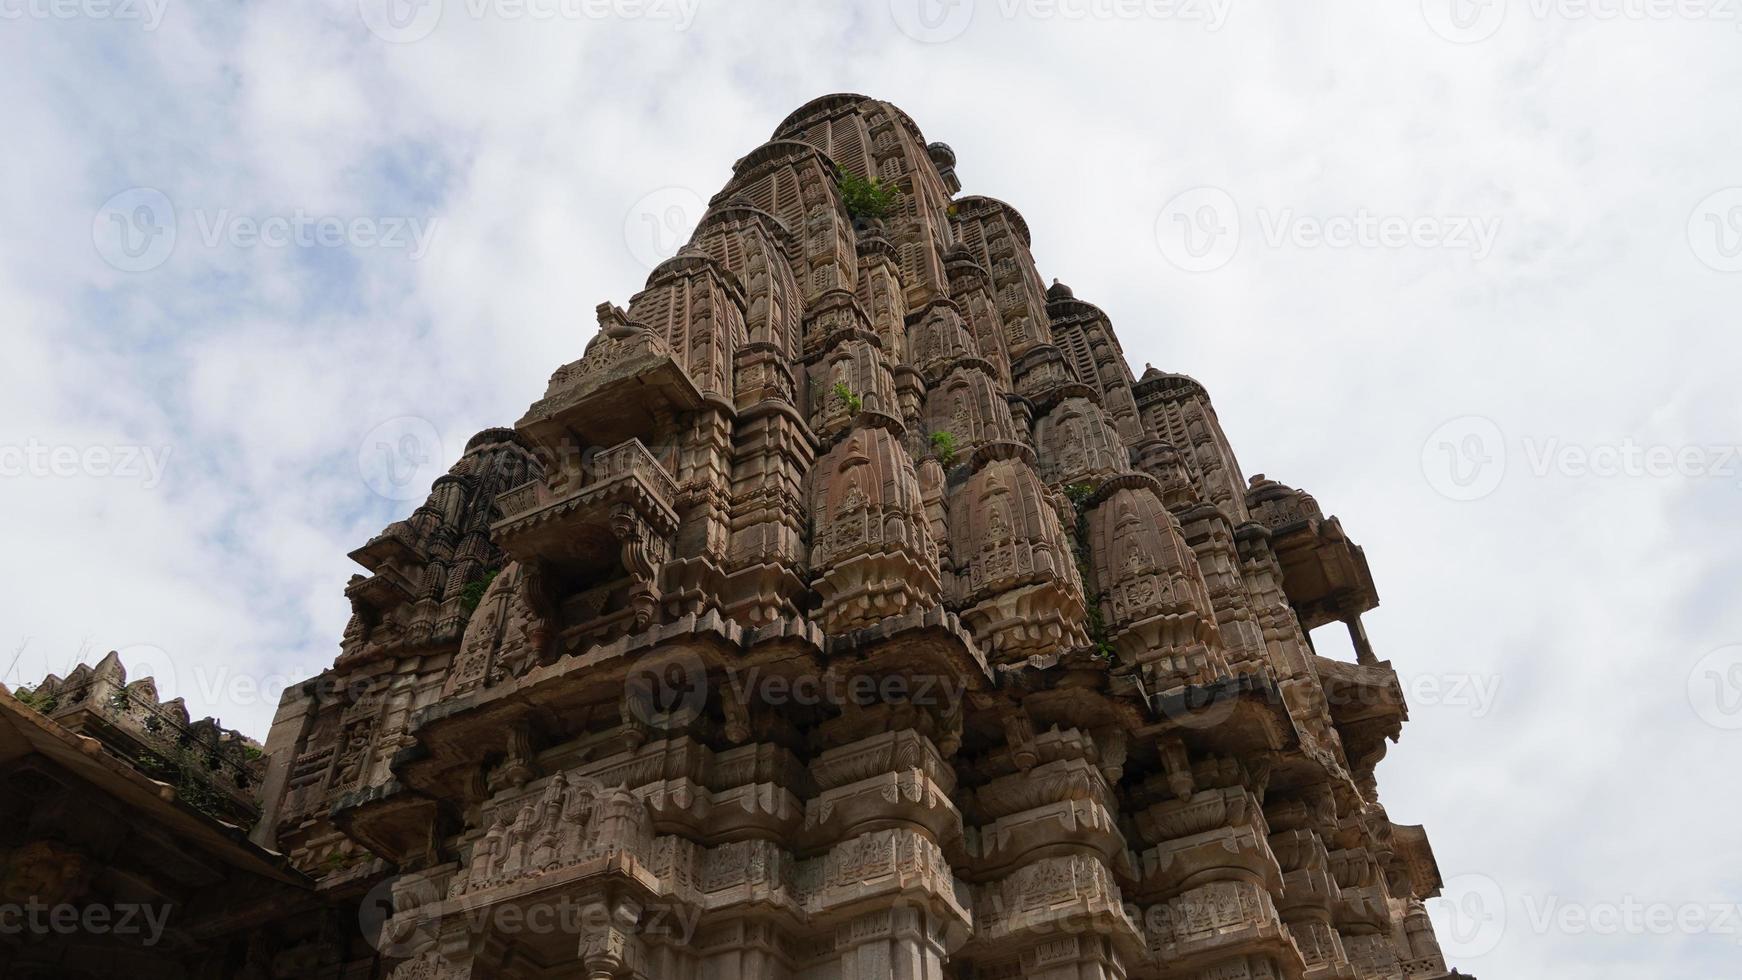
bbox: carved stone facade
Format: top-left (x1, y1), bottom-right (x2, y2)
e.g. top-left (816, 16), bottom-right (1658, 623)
top-left (7, 95), bottom-right (1472, 980)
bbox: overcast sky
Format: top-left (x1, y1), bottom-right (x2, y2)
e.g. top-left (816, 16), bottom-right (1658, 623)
top-left (3, 1), bottom-right (1740, 975)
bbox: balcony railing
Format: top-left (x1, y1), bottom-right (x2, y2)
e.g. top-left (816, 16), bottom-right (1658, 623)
top-left (495, 438), bottom-right (678, 526)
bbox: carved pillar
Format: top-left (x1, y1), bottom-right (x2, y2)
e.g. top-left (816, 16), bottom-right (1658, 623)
top-left (386, 920), bottom-right (517, 980)
top-left (1270, 828), bottom-right (1356, 979)
top-left (1345, 616), bottom-right (1377, 667)
top-left (1132, 777), bottom-right (1300, 980)
top-left (576, 895), bottom-right (644, 979)
top-left (807, 419), bottom-right (941, 632)
top-left (804, 729), bottom-right (968, 979)
top-left (1401, 899), bottom-right (1448, 977)
top-left (831, 906), bottom-right (952, 980)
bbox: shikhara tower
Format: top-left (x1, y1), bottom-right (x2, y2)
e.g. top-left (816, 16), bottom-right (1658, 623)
top-left (253, 94), bottom-right (1470, 980)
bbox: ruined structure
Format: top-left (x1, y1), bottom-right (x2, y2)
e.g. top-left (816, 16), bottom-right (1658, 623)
top-left (5, 95), bottom-right (1470, 979)
top-left (1, 658), bottom-right (334, 978)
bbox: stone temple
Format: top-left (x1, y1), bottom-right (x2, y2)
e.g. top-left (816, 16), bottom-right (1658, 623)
top-left (2, 94), bottom-right (1472, 979)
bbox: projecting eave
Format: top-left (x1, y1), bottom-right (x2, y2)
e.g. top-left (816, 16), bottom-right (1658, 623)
top-left (0, 684), bottom-right (310, 889)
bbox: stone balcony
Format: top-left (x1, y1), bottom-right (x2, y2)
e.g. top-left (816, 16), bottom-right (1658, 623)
top-left (1313, 656), bottom-right (1406, 732)
top-left (493, 437), bottom-right (681, 635)
top-left (1313, 654), bottom-right (1408, 791)
top-left (498, 440), bottom-right (679, 550)
top-left (1246, 476), bottom-right (1380, 650)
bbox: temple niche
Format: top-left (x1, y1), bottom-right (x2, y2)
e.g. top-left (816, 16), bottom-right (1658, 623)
top-left (3, 93), bottom-right (1473, 980)
top-left (1080, 478), bottom-right (1227, 690)
top-left (802, 290), bottom-right (897, 417)
top-left (1135, 437), bottom-right (1206, 511)
top-left (807, 419), bottom-right (941, 632)
top-left (1034, 391), bottom-right (1129, 487)
top-left (906, 297), bottom-right (980, 381)
top-left (439, 559), bottom-right (550, 699)
top-left (624, 250), bottom-right (747, 407)
top-left (921, 361), bottom-right (1020, 459)
top-left (693, 204), bottom-right (804, 361)
top-left (946, 445), bottom-right (1089, 661)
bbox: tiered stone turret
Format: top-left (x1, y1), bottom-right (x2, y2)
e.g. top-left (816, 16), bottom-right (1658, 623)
top-left (253, 94), bottom-right (1468, 980)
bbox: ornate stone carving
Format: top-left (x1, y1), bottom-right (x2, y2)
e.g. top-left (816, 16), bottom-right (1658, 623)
top-left (142, 92), bottom-right (1473, 980)
top-left (1081, 479), bottom-right (1227, 688)
top-left (452, 773), bottom-right (652, 898)
top-left (947, 446), bottom-right (1088, 660)
top-left (807, 420), bottom-right (942, 631)
top-left (441, 561), bottom-right (549, 698)
top-left (1034, 394), bottom-right (1128, 487)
